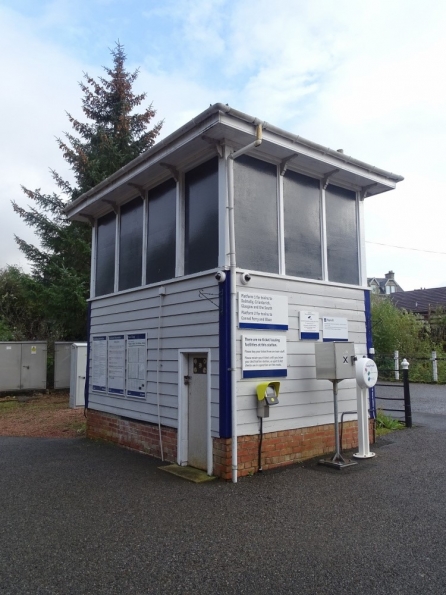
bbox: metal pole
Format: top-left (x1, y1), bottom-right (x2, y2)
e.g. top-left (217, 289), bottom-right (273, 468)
top-left (333, 380), bottom-right (341, 457)
top-left (394, 350), bottom-right (399, 381)
top-left (401, 358), bottom-right (412, 428)
top-left (432, 351), bottom-right (438, 383)
top-left (319, 379), bottom-right (357, 469)
top-left (368, 346), bottom-right (376, 420)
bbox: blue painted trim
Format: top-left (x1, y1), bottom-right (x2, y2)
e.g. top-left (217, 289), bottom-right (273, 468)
top-left (84, 302), bottom-right (91, 410)
top-left (364, 290), bottom-right (376, 419)
top-left (323, 338), bottom-right (348, 342)
top-left (239, 323), bottom-right (288, 330)
top-left (92, 385), bottom-right (106, 392)
top-left (109, 388), bottom-right (124, 395)
top-left (301, 332), bottom-right (320, 340)
top-left (242, 369), bottom-right (287, 379)
top-left (219, 271), bottom-right (232, 438)
top-left (127, 390), bottom-right (145, 398)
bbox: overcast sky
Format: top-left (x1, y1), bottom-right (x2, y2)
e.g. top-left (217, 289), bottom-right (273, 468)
top-left (1, 0), bottom-right (445, 290)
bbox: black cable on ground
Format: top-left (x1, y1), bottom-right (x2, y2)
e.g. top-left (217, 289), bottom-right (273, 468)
top-left (258, 416), bottom-right (263, 472)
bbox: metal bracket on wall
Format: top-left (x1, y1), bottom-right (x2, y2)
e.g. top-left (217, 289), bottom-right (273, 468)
top-left (279, 154), bottom-right (296, 176)
top-left (322, 168), bottom-right (340, 190)
top-left (128, 182), bottom-right (146, 200)
top-left (102, 199), bottom-right (119, 214)
top-left (160, 163), bottom-right (180, 182)
top-left (82, 214), bottom-right (95, 226)
top-left (360, 183), bottom-right (378, 200)
top-left (201, 135), bottom-right (224, 158)
top-left (198, 290), bottom-right (219, 309)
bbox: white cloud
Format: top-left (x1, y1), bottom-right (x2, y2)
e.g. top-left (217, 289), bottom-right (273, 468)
top-left (1, 0), bottom-right (446, 290)
top-left (0, 7), bottom-right (86, 269)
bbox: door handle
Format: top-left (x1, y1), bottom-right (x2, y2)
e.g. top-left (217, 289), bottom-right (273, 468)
top-left (184, 375), bottom-right (191, 385)
top-left (23, 365), bottom-right (30, 369)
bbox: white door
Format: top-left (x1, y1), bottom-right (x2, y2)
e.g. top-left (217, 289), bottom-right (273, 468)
top-left (187, 354), bottom-right (208, 470)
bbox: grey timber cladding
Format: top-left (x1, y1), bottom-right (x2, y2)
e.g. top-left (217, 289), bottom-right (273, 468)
top-left (88, 273), bottom-right (220, 435)
top-left (235, 275), bottom-right (366, 436)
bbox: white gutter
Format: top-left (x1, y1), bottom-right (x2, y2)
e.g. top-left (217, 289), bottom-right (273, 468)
top-left (65, 102), bottom-right (403, 220)
top-left (227, 123), bottom-right (263, 483)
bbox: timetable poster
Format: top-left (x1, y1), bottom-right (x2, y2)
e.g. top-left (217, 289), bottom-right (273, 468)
top-left (92, 336), bottom-right (107, 392)
top-left (107, 335), bottom-right (125, 395)
top-left (127, 333), bottom-right (146, 398)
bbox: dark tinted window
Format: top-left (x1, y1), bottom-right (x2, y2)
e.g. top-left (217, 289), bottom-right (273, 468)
top-left (284, 171), bottom-right (322, 279)
top-left (185, 158), bottom-right (219, 275)
top-left (234, 155), bottom-right (278, 273)
top-left (119, 198), bottom-right (143, 291)
top-left (325, 185), bottom-right (359, 285)
top-left (147, 179), bottom-right (176, 283)
top-left (96, 211), bottom-right (116, 296)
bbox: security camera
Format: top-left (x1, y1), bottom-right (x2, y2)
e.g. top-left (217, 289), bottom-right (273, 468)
top-left (240, 271), bottom-right (251, 285)
top-left (215, 270), bottom-right (227, 283)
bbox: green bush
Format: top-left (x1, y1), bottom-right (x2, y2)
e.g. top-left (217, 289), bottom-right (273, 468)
top-left (372, 295), bottom-right (446, 383)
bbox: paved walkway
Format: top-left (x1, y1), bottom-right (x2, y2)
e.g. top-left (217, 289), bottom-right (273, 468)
top-left (1, 412), bottom-right (446, 594)
top-left (376, 381), bottom-right (446, 429)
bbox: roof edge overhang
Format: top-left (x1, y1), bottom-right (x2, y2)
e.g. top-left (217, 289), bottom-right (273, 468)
top-left (64, 102), bottom-right (404, 221)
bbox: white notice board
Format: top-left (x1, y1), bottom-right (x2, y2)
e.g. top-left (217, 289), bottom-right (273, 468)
top-left (299, 311), bottom-right (320, 340)
top-left (322, 317), bottom-right (348, 342)
top-left (127, 334), bottom-right (147, 398)
top-left (242, 335), bottom-right (287, 378)
top-left (238, 292), bottom-right (288, 330)
top-left (107, 335), bottom-right (125, 395)
top-left (92, 336), bottom-right (107, 392)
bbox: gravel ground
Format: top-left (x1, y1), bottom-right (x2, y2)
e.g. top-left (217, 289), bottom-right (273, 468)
top-left (1, 415), bottom-right (446, 595)
top-left (0, 393), bottom-right (85, 438)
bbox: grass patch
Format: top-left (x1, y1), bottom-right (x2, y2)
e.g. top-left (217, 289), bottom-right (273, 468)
top-left (0, 400), bottom-right (20, 411)
top-left (68, 420), bottom-right (87, 435)
top-left (376, 409), bottom-right (404, 436)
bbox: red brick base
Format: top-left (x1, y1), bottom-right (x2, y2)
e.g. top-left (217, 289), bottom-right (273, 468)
top-left (87, 409), bottom-right (375, 480)
top-left (214, 420), bottom-right (375, 479)
top-left (86, 409), bottom-right (177, 462)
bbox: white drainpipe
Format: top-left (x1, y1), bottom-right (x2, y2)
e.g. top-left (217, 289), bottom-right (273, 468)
top-left (227, 122), bottom-right (263, 483)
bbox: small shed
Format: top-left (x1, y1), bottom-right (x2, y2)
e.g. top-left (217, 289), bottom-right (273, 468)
top-left (65, 104), bottom-right (403, 480)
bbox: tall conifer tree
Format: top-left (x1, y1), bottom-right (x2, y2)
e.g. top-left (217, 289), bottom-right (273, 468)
top-left (12, 43), bottom-right (162, 340)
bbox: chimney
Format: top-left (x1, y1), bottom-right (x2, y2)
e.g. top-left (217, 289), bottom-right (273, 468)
top-left (385, 271), bottom-right (395, 280)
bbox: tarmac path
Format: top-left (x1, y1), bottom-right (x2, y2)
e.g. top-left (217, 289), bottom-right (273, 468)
top-left (1, 394), bottom-right (446, 594)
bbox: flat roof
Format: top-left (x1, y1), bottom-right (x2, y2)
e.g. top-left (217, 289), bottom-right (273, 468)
top-left (65, 103), bottom-right (404, 222)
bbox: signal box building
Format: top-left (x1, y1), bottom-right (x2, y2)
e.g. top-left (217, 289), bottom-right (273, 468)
top-left (65, 104), bottom-right (403, 481)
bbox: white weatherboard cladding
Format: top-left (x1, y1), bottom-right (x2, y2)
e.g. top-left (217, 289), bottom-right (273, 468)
top-left (88, 273), bottom-right (220, 436)
top-left (235, 274), bottom-right (366, 436)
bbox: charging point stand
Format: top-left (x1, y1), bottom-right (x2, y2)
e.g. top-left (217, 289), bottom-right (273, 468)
top-left (353, 358), bottom-right (378, 459)
top-left (319, 379), bottom-right (358, 470)
top-left (353, 386), bottom-right (375, 459)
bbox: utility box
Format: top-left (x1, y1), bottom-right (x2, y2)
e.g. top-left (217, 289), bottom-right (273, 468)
top-left (0, 341), bottom-right (47, 391)
top-left (314, 342), bottom-right (356, 380)
top-left (54, 342), bottom-right (73, 389)
top-left (69, 343), bottom-right (87, 408)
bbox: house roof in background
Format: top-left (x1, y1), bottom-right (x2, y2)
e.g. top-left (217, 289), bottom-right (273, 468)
top-left (367, 272), bottom-right (404, 293)
top-left (390, 287), bottom-right (446, 313)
